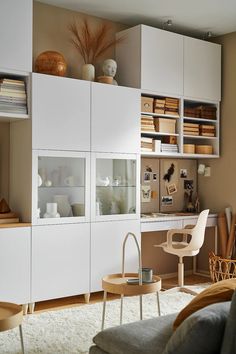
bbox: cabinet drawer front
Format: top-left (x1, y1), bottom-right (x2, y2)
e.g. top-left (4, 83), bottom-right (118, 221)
top-left (141, 220), bottom-right (182, 232)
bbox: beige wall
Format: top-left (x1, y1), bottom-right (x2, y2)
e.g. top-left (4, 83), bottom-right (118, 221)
top-left (0, 123), bottom-right (9, 202)
top-left (33, 2), bottom-right (126, 79)
top-left (199, 32), bottom-right (236, 213)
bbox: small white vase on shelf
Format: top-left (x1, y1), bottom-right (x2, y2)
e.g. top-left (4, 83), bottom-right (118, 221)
top-left (82, 63), bottom-right (95, 81)
top-left (43, 203), bottom-right (60, 218)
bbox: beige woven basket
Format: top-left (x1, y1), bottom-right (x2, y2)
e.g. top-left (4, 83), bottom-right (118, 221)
top-left (209, 252), bottom-right (236, 283)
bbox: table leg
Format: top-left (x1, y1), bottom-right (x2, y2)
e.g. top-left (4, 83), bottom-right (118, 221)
top-left (120, 294), bottom-right (124, 325)
top-left (157, 291), bottom-right (161, 316)
top-left (101, 291), bottom-right (107, 331)
top-left (19, 325), bottom-right (25, 354)
top-left (139, 295), bottom-right (143, 320)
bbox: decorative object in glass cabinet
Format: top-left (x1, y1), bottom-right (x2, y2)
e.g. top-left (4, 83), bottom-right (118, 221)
top-left (37, 156), bottom-right (86, 218)
top-left (96, 158), bottom-right (136, 216)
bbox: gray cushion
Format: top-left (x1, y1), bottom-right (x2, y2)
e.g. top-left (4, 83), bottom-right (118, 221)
top-left (220, 290), bottom-right (236, 354)
top-left (89, 345), bottom-right (108, 354)
top-left (93, 313), bottom-right (177, 354)
top-left (163, 301), bottom-right (230, 354)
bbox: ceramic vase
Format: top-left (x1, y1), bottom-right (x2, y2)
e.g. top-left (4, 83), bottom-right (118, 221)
top-left (43, 203), bottom-right (60, 218)
top-left (82, 64), bottom-right (95, 81)
top-left (53, 195), bottom-right (71, 217)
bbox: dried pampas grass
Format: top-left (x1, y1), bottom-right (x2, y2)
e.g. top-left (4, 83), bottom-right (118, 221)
top-left (68, 19), bottom-right (123, 64)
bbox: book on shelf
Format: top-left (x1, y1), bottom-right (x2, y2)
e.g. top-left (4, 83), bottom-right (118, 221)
top-left (0, 91), bottom-right (26, 98)
top-left (0, 78), bottom-right (25, 85)
top-left (0, 217), bottom-right (19, 224)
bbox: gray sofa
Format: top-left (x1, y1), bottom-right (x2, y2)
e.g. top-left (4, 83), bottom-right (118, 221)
top-left (90, 290), bottom-right (236, 354)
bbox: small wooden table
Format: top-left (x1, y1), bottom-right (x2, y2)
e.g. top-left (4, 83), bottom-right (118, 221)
top-left (0, 302), bottom-right (25, 353)
top-left (101, 273), bottom-right (162, 330)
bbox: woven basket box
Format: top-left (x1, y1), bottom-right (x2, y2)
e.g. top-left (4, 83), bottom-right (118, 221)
top-left (141, 97), bottom-right (154, 113)
top-left (195, 145), bottom-right (213, 154)
top-left (183, 144), bottom-right (195, 154)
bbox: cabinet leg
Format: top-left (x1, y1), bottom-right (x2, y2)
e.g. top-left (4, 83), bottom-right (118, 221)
top-left (84, 293), bottom-right (90, 304)
top-left (28, 302), bottom-right (35, 314)
top-left (22, 304), bottom-right (28, 315)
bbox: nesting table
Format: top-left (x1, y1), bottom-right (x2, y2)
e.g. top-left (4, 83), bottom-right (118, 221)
top-left (101, 272), bottom-right (162, 330)
top-left (0, 302), bottom-right (25, 353)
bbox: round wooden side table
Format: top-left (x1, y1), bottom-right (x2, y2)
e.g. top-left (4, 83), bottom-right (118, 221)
top-left (101, 272), bottom-right (162, 330)
top-left (0, 302), bottom-right (25, 353)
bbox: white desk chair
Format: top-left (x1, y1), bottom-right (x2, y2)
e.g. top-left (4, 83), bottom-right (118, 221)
top-left (154, 209), bottom-right (209, 293)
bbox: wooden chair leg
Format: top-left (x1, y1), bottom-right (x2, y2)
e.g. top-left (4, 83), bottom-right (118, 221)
top-left (19, 325), bottom-right (25, 354)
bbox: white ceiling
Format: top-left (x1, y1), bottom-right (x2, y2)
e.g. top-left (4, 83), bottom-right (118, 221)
top-left (38, 0), bottom-right (236, 38)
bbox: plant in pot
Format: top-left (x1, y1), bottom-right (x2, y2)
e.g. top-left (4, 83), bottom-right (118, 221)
top-left (68, 19), bottom-right (123, 82)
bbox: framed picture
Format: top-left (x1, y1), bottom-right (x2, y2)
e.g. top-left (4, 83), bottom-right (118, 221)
top-left (167, 183), bottom-right (177, 195)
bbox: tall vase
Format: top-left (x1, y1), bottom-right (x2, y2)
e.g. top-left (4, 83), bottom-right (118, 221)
top-left (82, 64), bottom-right (95, 81)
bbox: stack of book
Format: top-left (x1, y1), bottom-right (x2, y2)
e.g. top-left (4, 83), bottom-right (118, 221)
top-left (0, 212), bottom-right (19, 224)
top-left (141, 115), bottom-right (155, 132)
top-left (161, 143), bottom-right (178, 153)
top-left (199, 105), bottom-right (217, 119)
top-left (0, 78), bottom-right (27, 114)
top-left (154, 98), bottom-right (165, 114)
top-left (200, 124), bottom-right (216, 137)
top-left (184, 122), bottom-right (200, 136)
top-left (141, 137), bottom-right (154, 151)
top-left (184, 107), bottom-right (201, 118)
top-left (165, 97), bottom-right (179, 116)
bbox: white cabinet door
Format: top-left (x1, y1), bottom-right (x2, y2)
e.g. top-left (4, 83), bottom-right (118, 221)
top-left (184, 37), bottom-right (221, 101)
top-left (32, 73), bottom-right (90, 151)
top-left (91, 220), bottom-right (141, 292)
top-left (32, 223), bottom-right (90, 302)
top-left (0, 0), bottom-right (32, 72)
top-left (141, 25), bottom-right (184, 96)
top-left (0, 227), bottom-right (30, 304)
top-left (91, 82), bottom-right (140, 153)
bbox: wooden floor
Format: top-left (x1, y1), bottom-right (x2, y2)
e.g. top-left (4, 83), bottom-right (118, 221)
top-left (34, 274), bottom-right (211, 313)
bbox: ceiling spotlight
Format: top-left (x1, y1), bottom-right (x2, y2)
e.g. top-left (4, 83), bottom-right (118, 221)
top-left (164, 19), bottom-right (172, 27)
top-left (206, 31), bottom-right (212, 38)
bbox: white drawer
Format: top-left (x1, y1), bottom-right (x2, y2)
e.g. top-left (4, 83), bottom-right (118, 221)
top-left (141, 220), bottom-right (183, 232)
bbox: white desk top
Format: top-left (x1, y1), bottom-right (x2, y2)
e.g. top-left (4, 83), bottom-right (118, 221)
top-left (141, 213), bottom-right (217, 232)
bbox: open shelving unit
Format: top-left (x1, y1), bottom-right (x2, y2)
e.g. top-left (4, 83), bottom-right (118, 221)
top-left (140, 92), bottom-right (220, 158)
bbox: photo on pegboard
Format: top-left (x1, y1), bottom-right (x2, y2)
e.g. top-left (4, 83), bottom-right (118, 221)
top-left (167, 183), bottom-right (178, 195)
top-left (153, 173), bottom-right (157, 181)
top-left (180, 169), bottom-right (187, 178)
top-left (144, 172), bottom-right (151, 182)
top-left (141, 185), bottom-right (151, 202)
top-left (161, 195), bottom-right (173, 206)
top-left (184, 179), bottom-right (194, 190)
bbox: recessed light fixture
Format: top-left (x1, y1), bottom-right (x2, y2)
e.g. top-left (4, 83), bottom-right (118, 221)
top-left (163, 19), bottom-right (173, 30)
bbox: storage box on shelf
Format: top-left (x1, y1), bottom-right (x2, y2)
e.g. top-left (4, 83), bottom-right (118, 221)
top-left (140, 94), bottom-right (180, 156)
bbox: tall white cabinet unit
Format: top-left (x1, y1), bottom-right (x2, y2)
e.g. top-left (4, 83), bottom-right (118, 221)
top-left (0, 0), bottom-right (32, 72)
top-left (183, 36), bottom-right (221, 101)
top-left (90, 83), bottom-right (141, 292)
top-left (116, 25), bottom-right (183, 96)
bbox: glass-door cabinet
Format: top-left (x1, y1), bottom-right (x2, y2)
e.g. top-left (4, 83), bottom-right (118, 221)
top-left (32, 150), bottom-right (90, 224)
top-left (91, 153), bottom-right (140, 221)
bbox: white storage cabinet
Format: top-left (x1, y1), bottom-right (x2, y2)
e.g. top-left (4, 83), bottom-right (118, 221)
top-left (0, 226), bottom-right (30, 304)
top-left (31, 223), bottom-right (90, 302)
top-left (32, 73), bottom-right (90, 151)
top-left (91, 220), bottom-right (141, 292)
top-left (91, 82), bottom-right (140, 153)
top-left (0, 0), bottom-right (32, 72)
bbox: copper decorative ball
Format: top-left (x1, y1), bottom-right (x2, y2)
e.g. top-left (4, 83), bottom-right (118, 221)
top-left (35, 51), bottom-right (67, 76)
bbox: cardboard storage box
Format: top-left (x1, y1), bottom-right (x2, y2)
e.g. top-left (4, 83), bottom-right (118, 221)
top-left (141, 96), bottom-right (154, 113)
top-left (155, 118), bottom-right (176, 134)
top-left (195, 145), bottom-right (213, 154)
top-left (184, 144), bottom-right (195, 154)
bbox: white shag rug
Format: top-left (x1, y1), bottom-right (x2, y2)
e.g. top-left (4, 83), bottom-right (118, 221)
top-left (0, 287), bottom-right (207, 354)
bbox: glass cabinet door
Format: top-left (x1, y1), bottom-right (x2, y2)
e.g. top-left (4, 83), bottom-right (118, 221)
top-left (92, 153), bottom-right (140, 221)
top-left (32, 151), bottom-right (89, 224)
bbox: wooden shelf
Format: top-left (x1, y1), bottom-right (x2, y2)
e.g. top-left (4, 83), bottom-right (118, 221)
top-left (183, 116), bottom-right (217, 123)
top-left (141, 131), bottom-right (179, 137)
top-left (0, 112), bottom-right (29, 122)
top-left (183, 135), bottom-right (217, 140)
